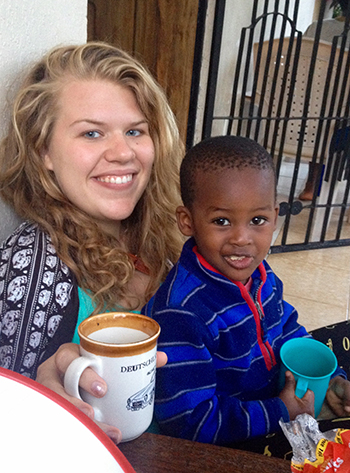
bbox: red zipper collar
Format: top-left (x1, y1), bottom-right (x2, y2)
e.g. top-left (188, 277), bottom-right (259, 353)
top-left (193, 246), bottom-right (276, 370)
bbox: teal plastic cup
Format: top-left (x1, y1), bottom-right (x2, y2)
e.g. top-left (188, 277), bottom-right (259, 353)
top-left (279, 337), bottom-right (337, 418)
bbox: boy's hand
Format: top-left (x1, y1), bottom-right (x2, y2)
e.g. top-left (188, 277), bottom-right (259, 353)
top-left (325, 376), bottom-right (350, 417)
top-left (279, 370), bottom-right (315, 420)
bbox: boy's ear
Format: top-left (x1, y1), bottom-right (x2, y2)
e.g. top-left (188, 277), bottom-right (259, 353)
top-left (273, 204), bottom-right (279, 230)
top-left (176, 206), bottom-right (194, 237)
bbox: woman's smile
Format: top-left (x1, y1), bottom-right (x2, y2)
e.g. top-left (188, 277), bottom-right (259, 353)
top-left (96, 174), bottom-right (133, 184)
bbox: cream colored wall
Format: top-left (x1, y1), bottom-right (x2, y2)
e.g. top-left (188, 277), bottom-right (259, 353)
top-left (0, 0), bottom-right (88, 242)
top-left (313, 0), bottom-right (334, 22)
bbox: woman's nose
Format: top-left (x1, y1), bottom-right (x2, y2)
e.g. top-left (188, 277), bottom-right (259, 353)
top-left (104, 135), bottom-right (135, 162)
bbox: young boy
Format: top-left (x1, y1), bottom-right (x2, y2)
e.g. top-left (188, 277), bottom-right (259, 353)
top-left (142, 135), bottom-right (350, 448)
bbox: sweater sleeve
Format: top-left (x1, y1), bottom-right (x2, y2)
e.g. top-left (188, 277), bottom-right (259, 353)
top-left (0, 223), bottom-right (78, 379)
top-left (144, 304), bottom-right (289, 446)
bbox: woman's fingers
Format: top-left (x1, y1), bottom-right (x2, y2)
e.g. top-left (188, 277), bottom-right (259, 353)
top-left (37, 344), bottom-right (167, 446)
top-left (37, 352), bottom-right (122, 444)
top-left (55, 343), bottom-right (107, 397)
top-left (94, 420), bottom-right (123, 444)
top-left (156, 351), bottom-right (168, 368)
top-left (36, 351), bottom-right (95, 418)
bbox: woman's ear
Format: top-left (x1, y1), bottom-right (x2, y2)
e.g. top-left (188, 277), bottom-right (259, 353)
top-left (42, 148), bottom-right (54, 171)
top-left (176, 206), bottom-right (194, 237)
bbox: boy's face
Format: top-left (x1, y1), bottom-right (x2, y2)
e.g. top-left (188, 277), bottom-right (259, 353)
top-left (177, 167), bottom-right (279, 285)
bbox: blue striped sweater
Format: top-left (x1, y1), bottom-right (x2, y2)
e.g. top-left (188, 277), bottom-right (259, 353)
top-left (143, 237), bottom-right (326, 446)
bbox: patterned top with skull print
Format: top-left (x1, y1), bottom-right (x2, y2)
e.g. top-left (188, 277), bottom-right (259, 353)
top-left (0, 222), bottom-right (79, 379)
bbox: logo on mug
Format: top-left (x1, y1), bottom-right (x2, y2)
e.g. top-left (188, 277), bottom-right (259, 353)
top-left (120, 354), bottom-right (156, 373)
top-left (126, 370), bottom-right (155, 411)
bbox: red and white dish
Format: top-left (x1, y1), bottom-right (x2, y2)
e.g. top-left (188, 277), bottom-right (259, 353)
top-left (0, 367), bottom-right (135, 472)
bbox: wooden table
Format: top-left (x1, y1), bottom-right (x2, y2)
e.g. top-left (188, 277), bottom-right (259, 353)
top-left (119, 433), bottom-right (291, 473)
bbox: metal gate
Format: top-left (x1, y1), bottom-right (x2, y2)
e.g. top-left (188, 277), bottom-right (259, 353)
top-left (187, 0), bottom-right (350, 253)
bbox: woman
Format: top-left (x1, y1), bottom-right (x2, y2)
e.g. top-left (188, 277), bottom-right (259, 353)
top-left (0, 42), bottom-right (184, 442)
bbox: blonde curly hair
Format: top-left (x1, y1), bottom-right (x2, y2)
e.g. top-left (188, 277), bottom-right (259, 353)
top-left (0, 42), bottom-right (184, 312)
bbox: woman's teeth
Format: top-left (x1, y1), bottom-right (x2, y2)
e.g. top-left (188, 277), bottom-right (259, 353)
top-left (97, 174), bottom-right (132, 184)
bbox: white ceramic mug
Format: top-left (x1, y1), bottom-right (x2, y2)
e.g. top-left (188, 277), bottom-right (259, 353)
top-left (64, 312), bottom-right (160, 442)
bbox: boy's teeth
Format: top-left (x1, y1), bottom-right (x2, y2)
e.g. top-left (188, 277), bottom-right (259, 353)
top-left (229, 255), bottom-right (245, 261)
top-left (98, 175), bottom-right (132, 184)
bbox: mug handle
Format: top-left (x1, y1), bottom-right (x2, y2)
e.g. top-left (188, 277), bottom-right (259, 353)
top-left (64, 356), bottom-right (101, 400)
top-left (295, 377), bottom-right (308, 399)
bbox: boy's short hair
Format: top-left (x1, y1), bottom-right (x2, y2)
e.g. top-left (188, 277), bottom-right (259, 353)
top-left (180, 135), bottom-right (276, 208)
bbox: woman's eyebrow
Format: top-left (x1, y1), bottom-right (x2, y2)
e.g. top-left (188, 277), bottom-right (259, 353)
top-left (70, 118), bottom-right (149, 127)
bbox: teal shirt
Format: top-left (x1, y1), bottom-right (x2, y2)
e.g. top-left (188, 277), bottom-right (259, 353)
top-left (72, 287), bottom-right (140, 344)
top-left (72, 287), bottom-right (96, 344)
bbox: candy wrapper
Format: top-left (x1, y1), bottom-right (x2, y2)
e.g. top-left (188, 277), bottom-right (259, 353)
top-left (280, 414), bottom-right (350, 472)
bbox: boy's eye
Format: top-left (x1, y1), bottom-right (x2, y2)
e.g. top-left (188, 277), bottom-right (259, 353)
top-left (126, 129), bottom-right (141, 137)
top-left (251, 216), bottom-right (266, 226)
top-left (84, 130), bottom-right (101, 139)
top-left (214, 217), bottom-right (230, 226)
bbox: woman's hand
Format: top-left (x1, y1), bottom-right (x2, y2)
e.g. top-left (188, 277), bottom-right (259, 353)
top-left (155, 350), bottom-right (168, 368)
top-left (36, 343), bottom-right (122, 443)
top-left (36, 343), bottom-right (168, 443)
top-left (279, 370), bottom-right (315, 420)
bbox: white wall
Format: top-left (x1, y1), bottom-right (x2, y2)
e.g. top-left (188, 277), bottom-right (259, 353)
top-left (0, 0), bottom-right (88, 242)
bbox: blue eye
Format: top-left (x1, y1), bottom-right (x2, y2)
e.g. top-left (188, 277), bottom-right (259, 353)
top-left (214, 218), bottom-right (230, 226)
top-left (251, 217), bottom-right (266, 226)
top-left (126, 129), bottom-right (141, 137)
top-left (84, 130), bottom-right (101, 139)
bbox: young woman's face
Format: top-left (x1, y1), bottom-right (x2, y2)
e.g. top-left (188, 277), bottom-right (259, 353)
top-left (43, 79), bottom-right (155, 237)
top-left (178, 167), bottom-right (279, 284)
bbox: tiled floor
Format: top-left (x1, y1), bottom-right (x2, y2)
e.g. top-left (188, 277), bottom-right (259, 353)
top-left (266, 159), bottom-right (350, 332)
top-left (267, 246), bottom-right (350, 332)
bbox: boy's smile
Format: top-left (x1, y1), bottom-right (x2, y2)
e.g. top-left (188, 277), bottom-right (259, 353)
top-left (177, 166), bottom-right (279, 284)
